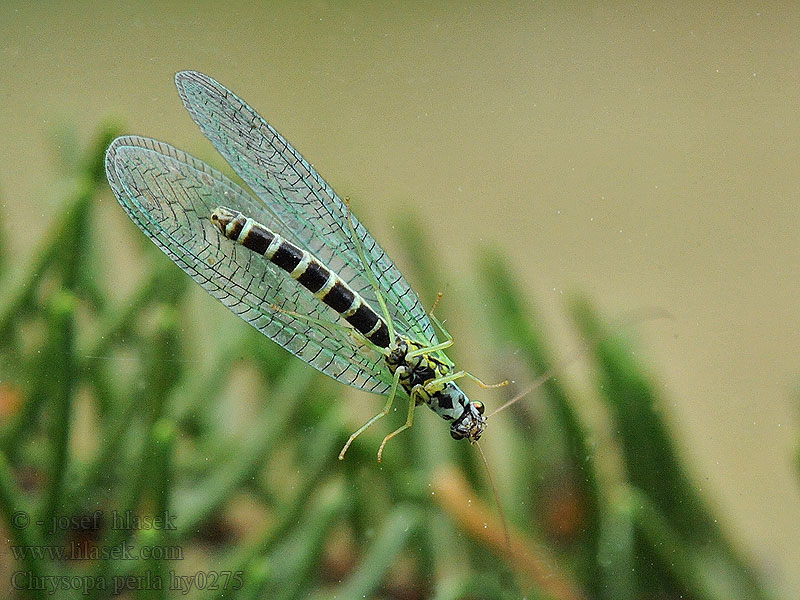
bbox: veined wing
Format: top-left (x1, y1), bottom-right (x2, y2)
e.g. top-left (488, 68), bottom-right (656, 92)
top-left (174, 70), bottom-right (436, 347)
top-left (105, 135), bottom-right (394, 394)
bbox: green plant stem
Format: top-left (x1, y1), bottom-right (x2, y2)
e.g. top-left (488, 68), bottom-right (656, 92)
top-left (139, 420), bottom-right (176, 600)
top-left (90, 307), bottom-right (180, 597)
top-left (481, 251), bottom-right (602, 593)
top-left (627, 487), bottom-right (719, 600)
top-left (176, 359), bottom-right (315, 533)
top-left (0, 124), bottom-right (116, 344)
top-left (211, 413), bottom-right (341, 600)
top-left (41, 292), bottom-right (77, 529)
top-left (333, 504), bottom-right (422, 598)
top-left (269, 480), bottom-right (349, 600)
top-left (597, 489), bottom-right (636, 600)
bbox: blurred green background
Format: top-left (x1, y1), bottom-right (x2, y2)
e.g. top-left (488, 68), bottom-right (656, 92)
top-left (0, 2), bottom-right (798, 599)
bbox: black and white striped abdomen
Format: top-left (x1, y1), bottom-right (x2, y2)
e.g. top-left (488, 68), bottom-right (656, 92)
top-left (210, 206), bottom-right (391, 348)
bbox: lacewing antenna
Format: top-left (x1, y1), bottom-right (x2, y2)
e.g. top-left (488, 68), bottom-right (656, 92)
top-left (475, 440), bottom-right (510, 550)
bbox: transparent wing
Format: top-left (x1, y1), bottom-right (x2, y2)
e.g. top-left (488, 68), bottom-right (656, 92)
top-left (106, 135), bottom-right (393, 394)
top-left (174, 70), bottom-right (436, 346)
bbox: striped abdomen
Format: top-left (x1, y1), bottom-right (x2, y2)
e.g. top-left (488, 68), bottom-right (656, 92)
top-left (210, 206), bottom-right (390, 348)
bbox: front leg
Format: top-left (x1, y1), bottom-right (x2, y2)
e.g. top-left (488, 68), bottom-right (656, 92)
top-left (376, 384), bottom-right (424, 462)
top-left (424, 370), bottom-right (509, 391)
top-left (339, 366), bottom-right (406, 460)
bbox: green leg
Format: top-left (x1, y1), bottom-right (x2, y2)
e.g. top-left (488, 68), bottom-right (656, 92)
top-left (377, 387), bottom-right (418, 462)
top-left (344, 198), bottom-right (397, 345)
top-left (406, 338), bottom-right (453, 358)
top-left (338, 366), bottom-right (406, 460)
top-left (429, 309), bottom-right (453, 343)
top-left (269, 302), bottom-right (349, 333)
top-left (404, 295), bottom-right (456, 357)
top-left (428, 292), bottom-right (455, 343)
top-left (424, 370), bottom-right (509, 390)
top-left (270, 302), bottom-right (389, 357)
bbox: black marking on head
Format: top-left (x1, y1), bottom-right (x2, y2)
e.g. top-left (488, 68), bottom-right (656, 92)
top-left (270, 241), bottom-right (303, 271)
top-left (241, 225), bottom-right (273, 255)
top-left (432, 390), bottom-right (453, 410)
top-left (322, 281), bottom-right (355, 313)
top-left (345, 303), bottom-right (379, 334)
top-left (367, 320), bottom-right (390, 348)
top-left (408, 364), bottom-right (435, 388)
top-left (449, 401), bottom-right (487, 442)
top-left (296, 260), bottom-right (330, 292)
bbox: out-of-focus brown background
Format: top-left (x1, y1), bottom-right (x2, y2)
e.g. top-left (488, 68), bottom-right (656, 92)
top-left (1, 2), bottom-right (798, 596)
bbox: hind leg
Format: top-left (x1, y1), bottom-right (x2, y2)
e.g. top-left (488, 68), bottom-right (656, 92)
top-left (376, 386), bottom-right (420, 462)
top-left (339, 365), bottom-right (406, 460)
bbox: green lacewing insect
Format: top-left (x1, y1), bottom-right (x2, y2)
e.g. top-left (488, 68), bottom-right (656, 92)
top-left (105, 71), bottom-right (508, 462)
